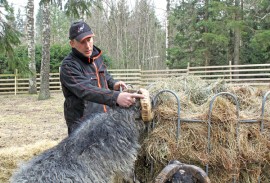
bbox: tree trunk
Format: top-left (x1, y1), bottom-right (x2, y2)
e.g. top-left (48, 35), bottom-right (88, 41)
top-left (27, 0), bottom-right (37, 94)
top-left (137, 16), bottom-right (141, 67)
top-left (233, 0), bottom-right (241, 78)
top-left (124, 19), bottom-right (128, 69)
top-left (38, 1), bottom-right (51, 100)
top-left (166, 0), bottom-right (170, 59)
top-left (204, 0), bottom-right (209, 66)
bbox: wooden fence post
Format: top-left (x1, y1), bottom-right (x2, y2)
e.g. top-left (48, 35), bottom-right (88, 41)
top-left (229, 61), bottom-right (232, 84)
top-left (59, 67), bottom-right (61, 90)
top-left (139, 65), bottom-right (142, 86)
top-left (14, 69), bottom-right (18, 95)
top-left (185, 62), bottom-right (190, 91)
top-left (187, 62), bottom-right (190, 75)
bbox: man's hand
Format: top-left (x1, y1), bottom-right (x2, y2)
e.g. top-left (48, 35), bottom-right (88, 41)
top-left (114, 81), bottom-right (128, 91)
top-left (116, 92), bottom-right (144, 107)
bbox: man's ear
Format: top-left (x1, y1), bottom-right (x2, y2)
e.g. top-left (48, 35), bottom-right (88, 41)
top-left (70, 40), bottom-right (75, 47)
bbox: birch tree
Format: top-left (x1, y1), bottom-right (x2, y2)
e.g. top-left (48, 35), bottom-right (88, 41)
top-left (166, 0), bottom-right (170, 58)
top-left (38, 1), bottom-right (50, 100)
top-left (26, 0), bottom-right (37, 94)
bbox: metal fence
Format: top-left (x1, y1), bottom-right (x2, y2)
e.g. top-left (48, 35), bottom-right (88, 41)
top-left (150, 90), bottom-right (270, 183)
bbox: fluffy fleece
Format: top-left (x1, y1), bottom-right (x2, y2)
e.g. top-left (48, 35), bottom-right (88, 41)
top-left (10, 106), bottom-right (144, 183)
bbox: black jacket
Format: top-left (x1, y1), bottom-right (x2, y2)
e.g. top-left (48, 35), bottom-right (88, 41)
top-left (60, 46), bottom-right (119, 134)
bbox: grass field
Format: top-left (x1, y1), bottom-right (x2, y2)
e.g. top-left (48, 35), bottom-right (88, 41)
top-left (0, 92), bottom-right (67, 148)
top-left (0, 92), bottom-right (67, 182)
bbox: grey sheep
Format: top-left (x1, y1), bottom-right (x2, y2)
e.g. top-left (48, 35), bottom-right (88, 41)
top-left (10, 105), bottom-right (144, 183)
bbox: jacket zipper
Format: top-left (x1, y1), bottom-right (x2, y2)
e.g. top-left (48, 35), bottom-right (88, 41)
top-left (93, 60), bottom-right (107, 112)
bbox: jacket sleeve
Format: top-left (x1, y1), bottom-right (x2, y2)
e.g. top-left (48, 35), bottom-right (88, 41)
top-left (60, 63), bottom-right (119, 107)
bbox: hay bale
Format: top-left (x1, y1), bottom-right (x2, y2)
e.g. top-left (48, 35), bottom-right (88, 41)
top-left (137, 76), bottom-right (270, 183)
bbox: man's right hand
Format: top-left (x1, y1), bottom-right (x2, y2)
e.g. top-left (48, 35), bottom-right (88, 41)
top-left (116, 92), bottom-right (144, 107)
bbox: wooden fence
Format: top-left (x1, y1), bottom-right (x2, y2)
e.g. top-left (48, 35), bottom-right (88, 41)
top-left (0, 62), bottom-right (270, 95)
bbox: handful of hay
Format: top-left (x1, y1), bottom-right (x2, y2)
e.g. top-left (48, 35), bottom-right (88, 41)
top-left (136, 76), bottom-right (270, 183)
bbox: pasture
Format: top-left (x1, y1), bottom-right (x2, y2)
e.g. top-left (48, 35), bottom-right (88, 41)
top-left (0, 92), bottom-right (67, 182)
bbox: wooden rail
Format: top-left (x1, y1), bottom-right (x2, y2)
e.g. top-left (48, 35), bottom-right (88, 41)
top-left (0, 62), bottom-right (270, 95)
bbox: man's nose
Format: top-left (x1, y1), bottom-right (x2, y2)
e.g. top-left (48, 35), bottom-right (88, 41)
top-left (84, 42), bottom-right (90, 48)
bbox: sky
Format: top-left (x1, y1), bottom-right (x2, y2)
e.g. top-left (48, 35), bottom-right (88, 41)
top-left (9, 0), bottom-right (167, 22)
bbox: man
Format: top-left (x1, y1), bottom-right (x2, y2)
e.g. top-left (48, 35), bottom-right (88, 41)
top-left (60, 21), bottom-right (144, 135)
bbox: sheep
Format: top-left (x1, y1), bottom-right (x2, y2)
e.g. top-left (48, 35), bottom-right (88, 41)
top-left (10, 103), bottom-right (145, 183)
top-left (155, 160), bottom-right (211, 183)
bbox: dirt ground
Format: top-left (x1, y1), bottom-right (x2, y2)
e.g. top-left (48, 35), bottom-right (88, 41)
top-left (0, 92), bottom-right (67, 148)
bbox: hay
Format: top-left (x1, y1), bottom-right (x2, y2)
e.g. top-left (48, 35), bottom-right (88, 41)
top-left (0, 140), bottom-right (59, 183)
top-left (137, 76), bottom-right (270, 183)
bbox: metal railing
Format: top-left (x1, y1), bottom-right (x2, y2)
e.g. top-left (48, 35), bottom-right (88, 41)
top-left (149, 90), bottom-right (270, 183)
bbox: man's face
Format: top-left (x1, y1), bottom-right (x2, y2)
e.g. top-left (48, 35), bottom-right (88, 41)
top-left (70, 37), bottom-right (94, 57)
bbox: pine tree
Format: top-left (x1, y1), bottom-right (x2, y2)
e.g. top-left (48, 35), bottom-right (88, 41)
top-left (0, 0), bottom-right (21, 62)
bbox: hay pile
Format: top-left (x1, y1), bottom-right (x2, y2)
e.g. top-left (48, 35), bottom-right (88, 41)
top-left (0, 140), bottom-right (59, 183)
top-left (136, 76), bottom-right (270, 183)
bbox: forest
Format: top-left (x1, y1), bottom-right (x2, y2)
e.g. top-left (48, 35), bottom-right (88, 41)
top-left (0, 0), bottom-right (269, 98)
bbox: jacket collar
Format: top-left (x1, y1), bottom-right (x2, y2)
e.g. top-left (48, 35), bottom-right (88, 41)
top-left (71, 45), bottom-right (102, 63)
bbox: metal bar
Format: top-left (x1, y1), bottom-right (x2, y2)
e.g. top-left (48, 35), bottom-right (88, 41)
top-left (153, 89), bottom-right (181, 141)
top-left (258, 91), bottom-right (270, 183)
top-left (206, 92), bottom-right (240, 183)
top-left (260, 91), bottom-right (270, 132)
top-left (180, 118), bottom-right (205, 123)
top-left (150, 89), bottom-right (181, 180)
top-left (167, 118), bottom-right (264, 124)
top-left (239, 119), bottom-right (260, 123)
